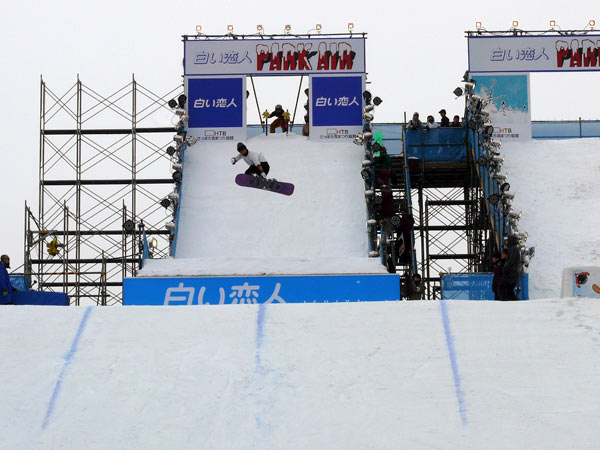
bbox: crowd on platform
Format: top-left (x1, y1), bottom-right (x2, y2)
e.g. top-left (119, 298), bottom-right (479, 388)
top-left (407, 109), bottom-right (462, 130)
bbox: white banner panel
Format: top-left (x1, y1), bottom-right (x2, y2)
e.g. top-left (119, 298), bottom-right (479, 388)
top-left (184, 37), bottom-right (366, 76)
top-left (468, 35), bottom-right (600, 72)
top-left (472, 73), bottom-right (531, 141)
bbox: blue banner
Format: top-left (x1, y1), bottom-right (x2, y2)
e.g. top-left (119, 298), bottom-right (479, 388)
top-left (188, 77), bottom-right (244, 128)
top-left (123, 274), bottom-right (400, 305)
top-left (311, 76), bottom-right (363, 126)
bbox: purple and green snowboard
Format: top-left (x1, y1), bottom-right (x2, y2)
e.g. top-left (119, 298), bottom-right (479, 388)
top-left (235, 174), bottom-right (294, 196)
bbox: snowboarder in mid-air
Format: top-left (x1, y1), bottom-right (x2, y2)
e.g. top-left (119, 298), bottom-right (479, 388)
top-left (231, 142), bottom-right (270, 178)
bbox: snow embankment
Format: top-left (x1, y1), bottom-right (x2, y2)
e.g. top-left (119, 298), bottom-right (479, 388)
top-left (502, 138), bottom-right (600, 298)
top-left (140, 133), bottom-right (383, 276)
top-left (2, 299), bottom-right (600, 449)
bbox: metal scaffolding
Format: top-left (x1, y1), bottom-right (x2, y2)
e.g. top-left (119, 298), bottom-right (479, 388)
top-left (26, 76), bottom-right (181, 305)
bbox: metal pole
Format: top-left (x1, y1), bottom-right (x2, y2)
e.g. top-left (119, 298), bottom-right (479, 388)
top-left (249, 76), bottom-right (265, 131)
top-left (290, 75), bottom-right (304, 131)
top-left (76, 76), bottom-right (82, 306)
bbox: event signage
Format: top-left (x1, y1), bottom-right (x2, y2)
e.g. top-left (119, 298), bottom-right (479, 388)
top-left (468, 35), bottom-right (600, 73)
top-left (472, 73), bottom-right (531, 141)
top-left (310, 75), bottom-right (364, 141)
top-left (572, 269), bottom-right (600, 298)
top-left (184, 37), bottom-right (366, 76)
top-left (185, 76), bottom-right (246, 142)
top-left (123, 274), bottom-right (400, 305)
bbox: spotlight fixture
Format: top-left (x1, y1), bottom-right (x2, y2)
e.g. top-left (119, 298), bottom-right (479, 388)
top-left (172, 170), bottom-right (182, 182)
top-left (257, 24), bottom-right (263, 33)
top-left (168, 98), bottom-right (178, 109)
top-left (177, 94), bottom-right (187, 108)
top-left (500, 182), bottom-right (511, 193)
top-left (512, 20), bottom-right (519, 28)
top-left (366, 219), bottom-right (377, 226)
top-left (453, 87), bottom-right (463, 97)
top-left (285, 24), bottom-right (291, 34)
top-left (165, 221), bottom-right (176, 231)
top-left (316, 24), bottom-right (322, 32)
top-left (348, 22), bottom-right (354, 31)
top-left (166, 146), bottom-right (176, 156)
top-left (160, 198), bottom-right (171, 208)
top-left (123, 220), bottom-right (136, 233)
top-left (549, 20), bottom-right (556, 27)
top-left (362, 90), bottom-right (372, 103)
top-left (590, 19), bottom-right (596, 27)
top-left (488, 194), bottom-right (500, 205)
top-left (168, 192), bottom-right (179, 201)
top-left (475, 21), bottom-right (482, 29)
top-left (196, 25), bottom-right (202, 33)
top-left (227, 25), bottom-right (234, 32)
top-left (373, 96), bottom-right (383, 106)
top-left (150, 238), bottom-right (158, 249)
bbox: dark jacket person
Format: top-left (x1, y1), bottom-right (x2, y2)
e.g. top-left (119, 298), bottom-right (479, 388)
top-left (499, 236), bottom-right (521, 300)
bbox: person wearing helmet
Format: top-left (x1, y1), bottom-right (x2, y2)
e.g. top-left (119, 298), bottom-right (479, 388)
top-left (268, 104), bottom-right (288, 134)
top-left (231, 142), bottom-right (270, 178)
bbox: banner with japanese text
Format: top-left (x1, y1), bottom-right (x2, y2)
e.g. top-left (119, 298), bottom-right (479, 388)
top-left (309, 75), bottom-right (364, 142)
top-left (184, 37), bottom-right (366, 76)
top-left (185, 76), bottom-right (246, 143)
top-left (472, 73), bottom-right (531, 141)
top-left (123, 274), bottom-right (400, 305)
top-left (468, 34), bottom-right (600, 73)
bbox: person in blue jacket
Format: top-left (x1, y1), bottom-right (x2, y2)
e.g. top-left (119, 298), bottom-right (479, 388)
top-left (1, 254), bottom-right (13, 305)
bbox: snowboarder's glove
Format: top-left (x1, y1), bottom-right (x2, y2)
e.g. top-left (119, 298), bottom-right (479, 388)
top-left (231, 157), bottom-right (237, 165)
top-left (260, 172), bottom-right (267, 179)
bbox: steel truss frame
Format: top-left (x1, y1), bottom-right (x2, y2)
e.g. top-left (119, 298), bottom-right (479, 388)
top-left (26, 76), bottom-right (181, 305)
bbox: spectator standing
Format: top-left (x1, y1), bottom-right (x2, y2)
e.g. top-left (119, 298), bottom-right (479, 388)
top-left (0, 254), bottom-right (13, 305)
top-left (426, 115), bottom-right (439, 129)
top-left (408, 112), bottom-right (423, 130)
top-left (491, 252), bottom-right (504, 300)
top-left (407, 273), bottom-right (425, 300)
top-left (439, 109), bottom-right (450, 127)
top-left (450, 115), bottom-right (462, 127)
top-left (499, 236), bottom-right (521, 300)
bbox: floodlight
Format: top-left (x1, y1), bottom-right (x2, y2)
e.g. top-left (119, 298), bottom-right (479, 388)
top-left (475, 21), bottom-right (482, 29)
top-left (508, 211), bottom-right (522, 220)
top-left (590, 19), bottom-right (596, 27)
top-left (453, 87), bottom-right (463, 97)
top-left (165, 221), bottom-right (176, 231)
top-left (361, 159), bottom-right (373, 167)
top-left (150, 238), bottom-right (158, 249)
top-left (168, 99), bottom-right (178, 109)
top-left (316, 24), bottom-right (322, 31)
top-left (478, 156), bottom-right (488, 166)
top-left (493, 173), bottom-right (508, 181)
top-left (196, 25), bottom-right (202, 33)
top-left (500, 182), bottom-right (511, 192)
top-left (166, 146), bottom-right (176, 156)
top-left (512, 20), bottom-right (519, 28)
top-left (348, 22), bottom-right (354, 31)
top-left (177, 94), bottom-right (187, 108)
top-left (172, 170), bottom-right (182, 182)
top-left (172, 163), bottom-right (183, 172)
top-left (185, 136), bottom-right (198, 146)
top-left (365, 105), bottom-right (375, 113)
top-left (366, 219), bottom-right (377, 226)
top-left (227, 25), bottom-right (234, 32)
top-left (168, 192), bottom-right (179, 201)
top-left (488, 193), bottom-right (500, 205)
top-left (173, 135), bottom-right (184, 143)
top-left (361, 168), bottom-right (371, 181)
top-left (160, 198), bottom-right (171, 208)
top-left (363, 113), bottom-right (374, 122)
top-left (373, 96), bottom-right (383, 106)
top-left (257, 24), bottom-right (263, 32)
top-left (363, 90), bottom-right (372, 103)
top-left (123, 220), bottom-right (136, 233)
top-left (364, 189), bottom-right (375, 198)
top-left (285, 24), bottom-right (291, 34)
top-left (549, 20), bottom-right (556, 27)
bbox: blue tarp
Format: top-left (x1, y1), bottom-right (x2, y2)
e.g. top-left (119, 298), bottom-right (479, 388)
top-left (405, 128), bottom-right (468, 162)
top-left (441, 273), bottom-right (529, 300)
top-left (8, 291), bottom-right (70, 306)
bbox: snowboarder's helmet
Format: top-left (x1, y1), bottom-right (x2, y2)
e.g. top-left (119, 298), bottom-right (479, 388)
top-left (237, 142), bottom-right (247, 152)
top-left (275, 104), bottom-right (283, 110)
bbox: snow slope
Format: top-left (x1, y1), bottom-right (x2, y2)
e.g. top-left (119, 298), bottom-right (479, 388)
top-left (2, 299), bottom-right (600, 449)
top-left (502, 138), bottom-right (600, 298)
top-left (141, 133), bottom-right (387, 276)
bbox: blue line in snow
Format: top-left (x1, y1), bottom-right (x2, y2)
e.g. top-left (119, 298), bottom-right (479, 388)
top-left (255, 303), bottom-right (266, 369)
top-left (439, 300), bottom-right (468, 426)
top-left (42, 306), bottom-right (93, 430)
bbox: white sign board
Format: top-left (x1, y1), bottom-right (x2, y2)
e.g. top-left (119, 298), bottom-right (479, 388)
top-left (468, 35), bottom-right (600, 73)
top-left (184, 37), bottom-right (366, 76)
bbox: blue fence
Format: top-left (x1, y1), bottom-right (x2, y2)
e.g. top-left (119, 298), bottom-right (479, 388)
top-left (441, 273), bottom-right (529, 300)
top-left (404, 128), bottom-right (468, 161)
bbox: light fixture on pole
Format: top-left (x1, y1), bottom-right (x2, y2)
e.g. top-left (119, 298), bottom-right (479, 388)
top-left (475, 21), bottom-right (482, 29)
top-left (348, 22), bottom-right (354, 32)
top-left (227, 24), bottom-right (234, 32)
top-left (512, 20), bottom-right (519, 28)
top-left (196, 25), bottom-right (202, 33)
top-left (257, 24), bottom-right (264, 34)
top-left (284, 24), bottom-right (291, 34)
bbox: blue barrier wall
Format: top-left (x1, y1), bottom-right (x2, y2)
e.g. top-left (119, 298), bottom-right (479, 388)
top-left (441, 273), bottom-right (529, 300)
top-left (124, 274), bottom-right (401, 305)
top-left (10, 291), bottom-right (70, 306)
top-left (404, 128), bottom-right (467, 161)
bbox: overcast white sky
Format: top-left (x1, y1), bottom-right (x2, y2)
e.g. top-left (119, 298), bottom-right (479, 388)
top-left (0, 0), bottom-right (598, 268)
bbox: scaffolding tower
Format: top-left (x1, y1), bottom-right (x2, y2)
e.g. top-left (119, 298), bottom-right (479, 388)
top-left (26, 76), bottom-right (181, 305)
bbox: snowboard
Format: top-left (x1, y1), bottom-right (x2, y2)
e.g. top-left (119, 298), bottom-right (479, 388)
top-left (235, 174), bottom-right (295, 196)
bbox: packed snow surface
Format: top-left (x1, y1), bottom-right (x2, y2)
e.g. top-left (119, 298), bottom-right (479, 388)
top-left (502, 138), bottom-right (600, 298)
top-left (140, 133), bottom-right (384, 276)
top-left (2, 299), bottom-right (600, 449)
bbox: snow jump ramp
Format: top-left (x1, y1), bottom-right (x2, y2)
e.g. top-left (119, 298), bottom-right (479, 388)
top-left (124, 134), bottom-right (400, 305)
